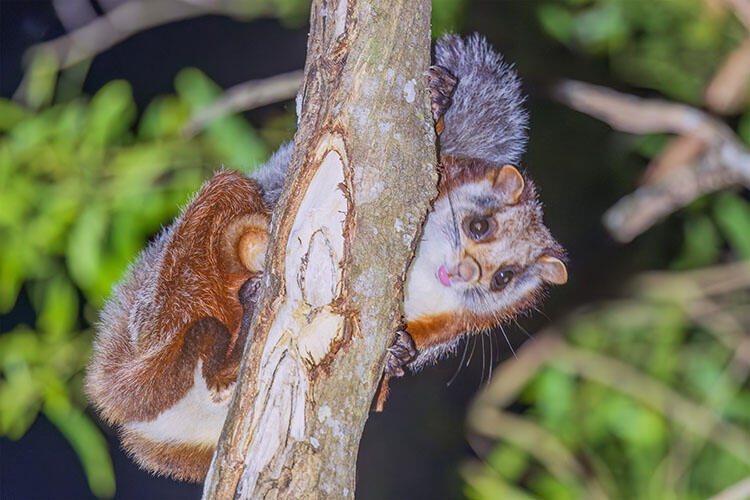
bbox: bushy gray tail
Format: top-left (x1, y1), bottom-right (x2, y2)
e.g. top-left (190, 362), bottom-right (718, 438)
top-left (435, 34), bottom-right (528, 166)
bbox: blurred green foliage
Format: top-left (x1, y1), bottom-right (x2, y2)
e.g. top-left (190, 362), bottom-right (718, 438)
top-left (537, 0), bottom-right (744, 104)
top-left (0, 3), bottom-right (316, 492)
top-left (464, 1), bottom-right (750, 499)
top-left (464, 284), bottom-right (750, 499)
top-left (0, 54), bottom-right (270, 496)
top-left (432, 0), bottom-right (467, 38)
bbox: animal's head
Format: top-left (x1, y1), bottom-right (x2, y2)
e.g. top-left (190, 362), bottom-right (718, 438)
top-left (404, 156), bottom-right (566, 326)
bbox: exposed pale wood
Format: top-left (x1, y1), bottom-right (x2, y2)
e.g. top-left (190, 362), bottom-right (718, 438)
top-left (202, 1), bottom-right (437, 498)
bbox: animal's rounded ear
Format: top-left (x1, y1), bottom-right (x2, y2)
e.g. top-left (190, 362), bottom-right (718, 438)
top-left (538, 255), bottom-right (567, 285)
top-left (237, 225), bottom-right (269, 272)
top-left (221, 214), bottom-right (270, 274)
top-left (492, 165), bottom-right (524, 204)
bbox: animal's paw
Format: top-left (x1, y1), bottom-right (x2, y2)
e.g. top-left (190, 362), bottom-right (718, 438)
top-left (385, 330), bottom-right (417, 378)
top-left (428, 65), bottom-right (458, 130)
top-left (210, 382), bottom-right (236, 404)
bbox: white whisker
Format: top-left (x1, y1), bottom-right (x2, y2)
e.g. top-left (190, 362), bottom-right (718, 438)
top-left (499, 324), bottom-right (517, 359)
top-left (513, 318), bottom-right (535, 341)
top-left (447, 338), bottom-right (470, 386)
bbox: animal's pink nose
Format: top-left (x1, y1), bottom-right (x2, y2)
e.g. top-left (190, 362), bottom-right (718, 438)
top-left (457, 258), bottom-right (479, 282)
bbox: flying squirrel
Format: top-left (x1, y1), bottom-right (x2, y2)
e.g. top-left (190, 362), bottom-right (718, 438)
top-left (85, 34), bottom-right (568, 482)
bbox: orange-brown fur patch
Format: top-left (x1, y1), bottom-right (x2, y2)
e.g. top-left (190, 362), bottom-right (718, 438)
top-left (407, 313), bottom-right (465, 350)
top-left (437, 155), bottom-right (537, 205)
top-left (87, 171), bottom-right (269, 425)
top-left (120, 428), bottom-right (213, 482)
top-left (406, 289), bottom-right (546, 351)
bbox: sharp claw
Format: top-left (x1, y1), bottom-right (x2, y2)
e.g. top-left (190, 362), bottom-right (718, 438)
top-left (389, 346), bottom-right (404, 357)
top-left (396, 331), bottom-right (417, 355)
top-left (427, 67), bottom-right (457, 125)
top-left (386, 330), bottom-right (417, 378)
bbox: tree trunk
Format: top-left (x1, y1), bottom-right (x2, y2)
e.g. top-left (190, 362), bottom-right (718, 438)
top-left (202, 1), bottom-right (437, 498)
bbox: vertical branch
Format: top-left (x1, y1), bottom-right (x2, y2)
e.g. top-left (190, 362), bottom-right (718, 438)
top-left (202, 1), bottom-right (438, 498)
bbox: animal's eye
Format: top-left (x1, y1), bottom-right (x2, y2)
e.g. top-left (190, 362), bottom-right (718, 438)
top-left (464, 216), bottom-right (494, 241)
top-left (491, 268), bottom-right (515, 292)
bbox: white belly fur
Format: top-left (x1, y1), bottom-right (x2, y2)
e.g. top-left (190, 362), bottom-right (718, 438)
top-left (125, 362), bottom-right (230, 446)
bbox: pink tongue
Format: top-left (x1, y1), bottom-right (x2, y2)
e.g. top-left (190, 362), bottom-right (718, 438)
top-left (438, 265), bottom-right (451, 287)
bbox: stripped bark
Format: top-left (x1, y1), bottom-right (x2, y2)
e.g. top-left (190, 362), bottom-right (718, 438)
top-left (202, 1), bottom-right (437, 498)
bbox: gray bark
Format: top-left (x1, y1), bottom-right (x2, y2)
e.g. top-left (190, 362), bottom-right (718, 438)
top-left (202, 1), bottom-right (437, 498)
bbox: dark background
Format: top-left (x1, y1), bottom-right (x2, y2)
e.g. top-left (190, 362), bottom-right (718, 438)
top-left (0, 1), bottom-right (670, 499)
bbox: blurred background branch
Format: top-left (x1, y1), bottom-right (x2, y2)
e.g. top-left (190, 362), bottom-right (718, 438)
top-left (556, 81), bottom-right (750, 242)
top-left (13, 0), bottom-right (293, 105)
top-left (15, 0), bottom-right (212, 103)
top-left (182, 69), bottom-right (302, 137)
top-left (461, 1), bottom-right (750, 498)
top-left (709, 476), bottom-right (750, 500)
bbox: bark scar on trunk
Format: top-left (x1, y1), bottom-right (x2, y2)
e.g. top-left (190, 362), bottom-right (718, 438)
top-left (282, 131), bottom-right (354, 369)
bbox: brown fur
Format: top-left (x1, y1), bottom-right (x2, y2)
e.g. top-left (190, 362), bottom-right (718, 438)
top-left (86, 171), bottom-right (269, 425)
top-left (407, 313), bottom-right (464, 350)
top-left (406, 289), bottom-right (544, 352)
top-left (437, 155), bottom-right (536, 204)
top-left (120, 428), bottom-right (214, 482)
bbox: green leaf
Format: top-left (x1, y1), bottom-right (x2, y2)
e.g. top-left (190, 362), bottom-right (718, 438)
top-left (0, 99), bottom-right (29, 131)
top-left (83, 80), bottom-right (136, 148)
top-left (534, 367), bottom-right (575, 433)
top-left (66, 205), bottom-right (109, 297)
top-left (44, 388), bottom-right (115, 498)
top-left (138, 95), bottom-right (190, 139)
top-left (174, 68), bottom-right (267, 170)
top-left (0, 235), bottom-right (32, 312)
top-left (0, 328), bottom-right (40, 367)
top-left (670, 215), bottom-right (720, 269)
top-left (603, 396), bottom-right (665, 448)
top-left (538, 4), bottom-right (576, 44)
top-left (27, 182), bottom-right (82, 254)
top-left (52, 99), bottom-right (88, 144)
top-left (529, 473), bottom-right (578, 500)
top-left (573, 2), bottom-right (628, 51)
top-left (713, 192), bottom-right (750, 259)
top-left (36, 276), bottom-right (79, 339)
top-left (8, 106), bottom-right (58, 155)
top-left (0, 332), bottom-right (43, 439)
top-left (462, 463), bottom-right (539, 500)
top-left (487, 444), bottom-right (530, 482)
top-left (25, 49), bottom-right (58, 109)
